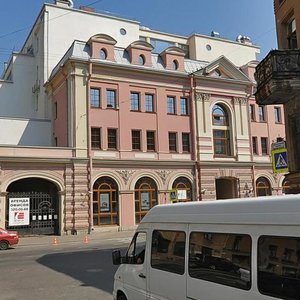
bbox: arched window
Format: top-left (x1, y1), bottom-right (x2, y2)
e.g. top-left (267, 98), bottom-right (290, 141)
top-left (135, 177), bottom-right (158, 224)
top-left (93, 176), bottom-right (119, 226)
top-left (100, 48), bottom-right (107, 59)
top-left (256, 177), bottom-right (272, 196)
top-left (139, 54), bottom-right (145, 65)
top-left (212, 104), bottom-right (228, 126)
top-left (172, 177), bottom-right (192, 202)
top-left (212, 104), bottom-right (231, 156)
top-left (172, 60), bottom-right (178, 70)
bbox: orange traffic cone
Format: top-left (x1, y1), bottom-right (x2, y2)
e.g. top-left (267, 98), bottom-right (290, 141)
top-left (83, 235), bottom-right (89, 244)
top-left (52, 237), bottom-right (59, 246)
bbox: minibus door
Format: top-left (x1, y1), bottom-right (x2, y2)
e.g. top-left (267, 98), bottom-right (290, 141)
top-left (148, 224), bottom-right (187, 300)
top-left (122, 231), bottom-right (148, 300)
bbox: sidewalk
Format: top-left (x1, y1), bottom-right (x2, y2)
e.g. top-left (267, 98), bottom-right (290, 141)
top-left (18, 229), bottom-right (135, 247)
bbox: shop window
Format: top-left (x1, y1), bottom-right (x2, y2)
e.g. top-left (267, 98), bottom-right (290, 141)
top-left (92, 176), bottom-right (119, 226)
top-left (134, 177), bottom-right (158, 224)
top-left (172, 177), bottom-right (192, 202)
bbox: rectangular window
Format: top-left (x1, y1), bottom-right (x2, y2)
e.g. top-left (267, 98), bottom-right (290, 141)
top-left (259, 105), bottom-right (266, 122)
top-left (90, 88), bottom-right (100, 108)
top-left (147, 131), bottom-right (155, 151)
top-left (180, 97), bottom-right (188, 115)
top-left (91, 128), bottom-right (101, 149)
top-left (151, 230), bottom-right (186, 275)
top-left (132, 130), bottom-right (141, 150)
top-left (287, 18), bottom-right (297, 49)
top-left (182, 133), bottom-right (190, 152)
top-left (189, 232), bottom-right (251, 290)
top-left (169, 132), bottom-right (177, 152)
top-left (258, 236), bottom-right (300, 299)
top-left (261, 137), bottom-right (268, 155)
top-left (106, 90), bottom-right (116, 109)
top-left (167, 96), bottom-right (176, 114)
top-left (131, 92), bottom-right (140, 111)
top-left (213, 130), bottom-right (231, 156)
top-left (252, 136), bottom-right (258, 154)
top-left (249, 104), bottom-right (255, 121)
top-left (107, 128), bottom-right (117, 150)
top-left (274, 107), bottom-right (282, 123)
top-left (145, 94), bottom-right (154, 112)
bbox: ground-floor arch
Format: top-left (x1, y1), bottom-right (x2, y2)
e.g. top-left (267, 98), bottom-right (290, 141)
top-left (215, 177), bottom-right (239, 199)
top-left (6, 178), bottom-right (60, 235)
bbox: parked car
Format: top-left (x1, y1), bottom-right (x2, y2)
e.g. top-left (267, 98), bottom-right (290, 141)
top-left (0, 228), bottom-right (19, 250)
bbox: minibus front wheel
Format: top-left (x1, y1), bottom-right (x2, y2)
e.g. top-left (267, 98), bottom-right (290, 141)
top-left (117, 292), bottom-right (127, 300)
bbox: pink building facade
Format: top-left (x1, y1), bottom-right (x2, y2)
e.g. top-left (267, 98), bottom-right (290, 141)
top-left (0, 2), bottom-right (286, 236)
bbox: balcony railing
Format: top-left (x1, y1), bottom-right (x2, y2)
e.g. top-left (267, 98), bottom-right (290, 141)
top-left (255, 49), bottom-right (300, 105)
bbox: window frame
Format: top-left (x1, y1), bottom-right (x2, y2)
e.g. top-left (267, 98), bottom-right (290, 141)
top-left (130, 92), bottom-right (140, 112)
top-left (106, 89), bottom-right (117, 109)
top-left (261, 137), bottom-right (268, 155)
top-left (167, 96), bottom-right (176, 114)
top-left (182, 133), bottom-right (190, 153)
top-left (91, 127), bottom-right (101, 149)
top-left (259, 105), bottom-right (266, 122)
top-left (132, 130), bottom-right (141, 151)
top-left (151, 229), bottom-right (186, 275)
top-left (146, 131), bottom-right (156, 152)
top-left (189, 231), bottom-right (252, 291)
top-left (252, 136), bottom-right (258, 155)
top-left (90, 88), bottom-right (101, 108)
top-left (145, 94), bottom-right (155, 113)
top-left (180, 97), bottom-right (189, 115)
top-left (169, 132), bottom-right (178, 152)
top-left (274, 106), bottom-right (282, 123)
top-left (107, 128), bottom-right (117, 150)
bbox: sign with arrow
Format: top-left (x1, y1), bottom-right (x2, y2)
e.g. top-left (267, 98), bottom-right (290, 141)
top-left (272, 148), bottom-right (288, 174)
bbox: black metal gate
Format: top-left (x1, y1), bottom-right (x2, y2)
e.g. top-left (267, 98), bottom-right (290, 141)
top-left (6, 191), bottom-right (59, 235)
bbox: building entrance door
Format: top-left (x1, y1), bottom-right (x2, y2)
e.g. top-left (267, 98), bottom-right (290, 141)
top-left (215, 177), bottom-right (239, 199)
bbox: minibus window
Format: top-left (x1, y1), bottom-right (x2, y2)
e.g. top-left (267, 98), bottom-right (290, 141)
top-left (189, 232), bottom-right (251, 290)
top-left (258, 236), bottom-right (300, 299)
top-left (151, 230), bottom-right (186, 275)
top-left (126, 232), bottom-right (147, 264)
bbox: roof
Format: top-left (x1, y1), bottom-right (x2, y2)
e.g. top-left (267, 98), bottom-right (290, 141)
top-left (49, 40), bottom-right (209, 79)
top-left (141, 194), bottom-right (300, 226)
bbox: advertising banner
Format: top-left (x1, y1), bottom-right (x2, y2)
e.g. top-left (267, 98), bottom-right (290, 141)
top-left (9, 198), bottom-right (30, 226)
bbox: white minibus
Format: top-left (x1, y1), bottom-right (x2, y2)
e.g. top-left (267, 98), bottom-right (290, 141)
top-left (112, 194), bottom-right (300, 300)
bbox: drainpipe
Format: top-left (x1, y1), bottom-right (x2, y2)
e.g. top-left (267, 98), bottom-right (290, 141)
top-left (190, 75), bottom-right (201, 200)
top-left (87, 61), bottom-right (93, 233)
top-left (246, 85), bottom-right (256, 197)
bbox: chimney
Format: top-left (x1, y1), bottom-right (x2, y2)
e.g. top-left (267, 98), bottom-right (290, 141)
top-left (79, 6), bottom-right (96, 12)
top-left (55, 0), bottom-right (72, 8)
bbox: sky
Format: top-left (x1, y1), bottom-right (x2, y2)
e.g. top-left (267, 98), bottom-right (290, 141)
top-left (0, 0), bottom-right (277, 69)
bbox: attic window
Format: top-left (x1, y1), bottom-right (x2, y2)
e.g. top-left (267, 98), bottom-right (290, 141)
top-left (100, 48), bottom-right (107, 59)
top-left (172, 60), bottom-right (178, 70)
top-left (120, 28), bottom-right (127, 36)
top-left (206, 44), bottom-right (212, 51)
top-left (215, 69), bottom-right (221, 76)
top-left (139, 55), bottom-right (145, 65)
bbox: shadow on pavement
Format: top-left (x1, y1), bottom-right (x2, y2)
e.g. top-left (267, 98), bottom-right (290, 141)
top-left (37, 247), bottom-right (127, 294)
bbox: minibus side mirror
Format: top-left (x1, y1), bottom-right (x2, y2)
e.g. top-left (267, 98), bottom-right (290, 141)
top-left (112, 250), bottom-right (121, 265)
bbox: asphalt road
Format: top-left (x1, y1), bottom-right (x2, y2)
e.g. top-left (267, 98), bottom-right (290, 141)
top-left (0, 235), bottom-right (131, 300)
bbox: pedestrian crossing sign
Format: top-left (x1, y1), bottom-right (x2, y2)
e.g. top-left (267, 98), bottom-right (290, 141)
top-left (272, 148), bottom-right (288, 174)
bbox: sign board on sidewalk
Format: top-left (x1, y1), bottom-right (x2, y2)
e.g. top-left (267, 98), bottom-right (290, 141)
top-left (169, 189), bottom-right (177, 202)
top-left (9, 198), bottom-right (30, 226)
top-left (272, 148), bottom-right (288, 174)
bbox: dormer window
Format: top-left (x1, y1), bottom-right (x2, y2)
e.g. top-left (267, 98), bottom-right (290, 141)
top-left (100, 48), bottom-right (107, 59)
top-left (139, 55), bottom-right (145, 65)
top-left (172, 60), bottom-right (178, 70)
